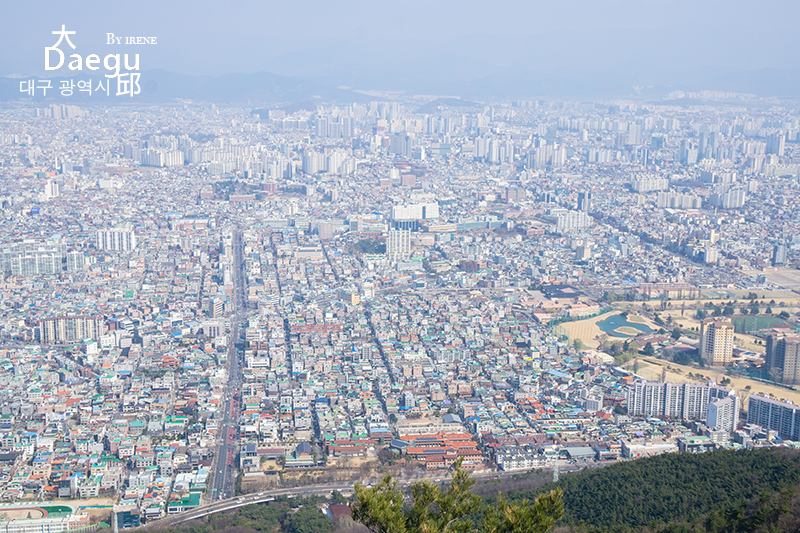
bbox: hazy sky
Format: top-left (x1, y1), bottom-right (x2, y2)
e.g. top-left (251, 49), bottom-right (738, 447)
top-left (3, 1), bottom-right (799, 94)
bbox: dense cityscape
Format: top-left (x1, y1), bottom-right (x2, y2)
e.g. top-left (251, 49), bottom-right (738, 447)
top-left (0, 90), bottom-right (800, 531)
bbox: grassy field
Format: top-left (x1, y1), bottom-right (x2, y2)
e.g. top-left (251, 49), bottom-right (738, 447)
top-left (731, 315), bottom-right (797, 333)
top-left (561, 311), bottom-right (659, 348)
top-left (615, 326), bottom-right (643, 336)
top-left (559, 311), bottom-right (619, 349)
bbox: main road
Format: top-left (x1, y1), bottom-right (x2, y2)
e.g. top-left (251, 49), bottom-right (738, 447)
top-left (208, 230), bottom-right (247, 502)
top-left (139, 460), bottom-right (599, 529)
top-left (138, 483), bottom-right (355, 530)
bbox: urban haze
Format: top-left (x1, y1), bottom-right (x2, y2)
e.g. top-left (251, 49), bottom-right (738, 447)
top-left (1, 1), bottom-right (800, 532)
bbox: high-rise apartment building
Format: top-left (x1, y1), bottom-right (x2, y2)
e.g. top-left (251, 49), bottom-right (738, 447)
top-left (748, 395), bottom-right (800, 441)
top-left (555, 211), bottom-right (592, 233)
top-left (709, 186), bottom-right (746, 209)
top-left (707, 396), bottom-right (739, 432)
top-left (765, 334), bottom-right (800, 384)
top-left (680, 140), bottom-right (698, 165)
top-left (386, 229), bottom-right (411, 262)
top-left (626, 380), bottom-right (738, 427)
top-left (577, 191), bottom-right (592, 213)
top-left (772, 243), bottom-right (788, 266)
top-left (45, 179), bottom-right (60, 199)
top-left (631, 175), bottom-right (669, 193)
top-left (0, 243), bottom-right (79, 277)
top-left (767, 132), bottom-right (786, 157)
top-left (699, 319), bottom-right (734, 366)
top-left (656, 192), bottom-right (703, 209)
top-left (97, 224), bottom-right (137, 252)
top-left (37, 315), bottom-right (104, 343)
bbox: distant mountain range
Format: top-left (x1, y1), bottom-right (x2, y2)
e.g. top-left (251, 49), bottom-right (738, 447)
top-left (2, 66), bottom-right (799, 105)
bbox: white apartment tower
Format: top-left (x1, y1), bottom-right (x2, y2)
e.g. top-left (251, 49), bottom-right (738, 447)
top-left (627, 380), bottom-right (739, 429)
top-left (386, 229), bottom-right (411, 262)
top-left (707, 396), bottom-right (739, 432)
top-left (45, 179), bottom-right (60, 199)
top-left (97, 224), bottom-right (137, 252)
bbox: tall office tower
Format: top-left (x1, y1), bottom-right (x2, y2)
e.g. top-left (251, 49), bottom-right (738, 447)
top-left (773, 243), bottom-right (788, 266)
top-left (765, 334), bottom-right (800, 384)
top-left (699, 319), bottom-right (734, 366)
top-left (386, 229), bottom-right (411, 262)
top-left (767, 132), bottom-right (786, 156)
top-left (747, 395), bottom-right (800, 441)
top-left (210, 297), bottom-right (225, 318)
top-left (96, 224), bottom-right (137, 252)
top-left (577, 191), bottom-right (592, 213)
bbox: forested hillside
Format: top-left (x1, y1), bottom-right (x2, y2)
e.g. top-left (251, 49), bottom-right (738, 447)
top-left (153, 450), bottom-right (800, 533)
top-left (510, 449), bottom-right (800, 531)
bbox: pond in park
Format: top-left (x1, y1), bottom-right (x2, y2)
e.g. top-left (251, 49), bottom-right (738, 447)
top-left (597, 313), bottom-right (654, 338)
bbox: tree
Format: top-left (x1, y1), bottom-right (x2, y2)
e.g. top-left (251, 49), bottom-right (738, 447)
top-left (331, 490), bottom-right (348, 504)
top-left (766, 307), bottom-right (773, 315)
top-left (643, 342), bottom-right (655, 356)
top-left (352, 458), bottom-right (564, 533)
top-left (378, 448), bottom-right (398, 466)
top-left (671, 328), bottom-right (682, 341)
top-left (285, 503), bottom-right (333, 533)
top-left (482, 492), bottom-right (564, 533)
